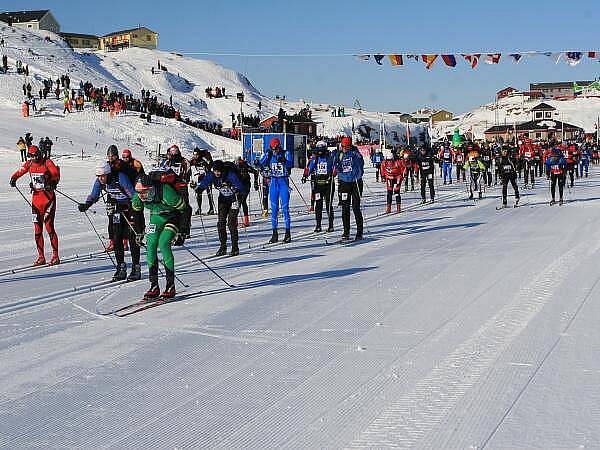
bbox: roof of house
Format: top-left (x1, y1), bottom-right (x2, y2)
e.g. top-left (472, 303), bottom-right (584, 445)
top-left (102, 26), bottom-right (158, 37)
top-left (497, 86), bottom-right (518, 93)
top-left (530, 102), bottom-right (556, 111)
top-left (0, 10), bottom-right (49, 23)
top-left (484, 119), bottom-right (582, 134)
top-left (530, 81), bottom-right (593, 90)
top-left (60, 32), bottom-right (98, 40)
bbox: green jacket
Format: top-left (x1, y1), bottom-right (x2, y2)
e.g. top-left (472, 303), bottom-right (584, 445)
top-left (132, 183), bottom-right (186, 218)
top-left (463, 159), bottom-right (486, 172)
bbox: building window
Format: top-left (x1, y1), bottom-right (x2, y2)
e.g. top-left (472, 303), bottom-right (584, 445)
top-left (535, 112), bottom-right (542, 119)
top-left (545, 112), bottom-right (551, 118)
top-left (28, 24), bottom-right (32, 28)
top-left (146, 35), bottom-right (151, 41)
top-left (536, 132), bottom-right (542, 138)
top-left (133, 34), bottom-right (138, 38)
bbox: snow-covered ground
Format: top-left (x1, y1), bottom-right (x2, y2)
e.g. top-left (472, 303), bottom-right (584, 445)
top-left (2, 22), bottom-right (600, 450)
top-left (434, 94), bottom-right (600, 140)
top-left (2, 150), bottom-right (600, 448)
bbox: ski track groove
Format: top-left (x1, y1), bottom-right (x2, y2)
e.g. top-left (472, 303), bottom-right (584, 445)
top-left (346, 239), bottom-right (597, 449)
top-left (232, 194), bottom-right (558, 449)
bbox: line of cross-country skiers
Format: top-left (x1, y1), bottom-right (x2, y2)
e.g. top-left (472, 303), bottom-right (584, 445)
top-left (8, 134), bottom-right (594, 300)
top-left (367, 139), bottom-right (595, 210)
top-left (8, 136), bottom-right (368, 300)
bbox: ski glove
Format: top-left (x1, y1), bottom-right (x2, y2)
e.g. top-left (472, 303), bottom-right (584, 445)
top-left (9, 178), bottom-right (16, 187)
top-left (78, 202), bottom-right (91, 212)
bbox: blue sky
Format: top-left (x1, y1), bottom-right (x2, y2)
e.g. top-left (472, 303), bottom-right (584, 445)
top-left (4, 0), bottom-right (599, 113)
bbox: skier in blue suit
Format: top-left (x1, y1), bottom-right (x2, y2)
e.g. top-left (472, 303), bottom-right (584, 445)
top-left (259, 137), bottom-right (293, 243)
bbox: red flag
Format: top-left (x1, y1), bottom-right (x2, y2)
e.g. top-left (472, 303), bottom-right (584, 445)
top-left (421, 54), bottom-right (438, 69)
top-left (485, 53), bottom-right (501, 64)
top-left (441, 54), bottom-right (457, 67)
top-left (588, 51), bottom-right (597, 58)
top-left (462, 53), bottom-right (481, 69)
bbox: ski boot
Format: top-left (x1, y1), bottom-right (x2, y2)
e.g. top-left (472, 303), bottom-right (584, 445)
top-left (468, 193), bottom-right (474, 200)
top-left (127, 264), bottom-right (141, 281)
top-left (261, 210), bottom-right (269, 218)
top-left (314, 225), bottom-right (322, 233)
top-left (144, 284), bottom-right (160, 301)
top-left (33, 255), bottom-right (46, 266)
top-left (123, 239), bottom-right (129, 252)
top-left (559, 198), bottom-right (564, 206)
top-left (449, 180), bottom-right (453, 184)
top-left (229, 246), bottom-right (239, 257)
top-left (243, 215), bottom-right (250, 227)
top-left (340, 234), bottom-right (351, 242)
top-left (354, 233), bottom-right (364, 242)
top-left (112, 262), bottom-right (127, 281)
top-left (206, 208), bottom-right (215, 215)
top-left (268, 229), bottom-right (278, 244)
top-left (283, 229), bottom-right (291, 243)
top-left (215, 246), bottom-right (227, 257)
top-left (105, 239), bottom-right (114, 252)
top-left (396, 203), bottom-right (401, 213)
top-left (385, 204), bottom-right (391, 214)
top-left (326, 226), bottom-right (334, 233)
top-left (550, 199), bottom-right (556, 206)
top-left (159, 284), bottom-right (176, 300)
top-left (422, 198), bottom-right (427, 204)
top-left (194, 209), bottom-right (201, 216)
top-left (478, 192), bottom-right (482, 199)
top-left (514, 198), bottom-right (520, 207)
top-left (48, 254), bottom-right (60, 266)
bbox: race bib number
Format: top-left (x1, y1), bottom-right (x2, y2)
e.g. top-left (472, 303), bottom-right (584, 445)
top-left (271, 162), bottom-right (285, 177)
top-left (341, 158), bottom-right (352, 173)
top-left (503, 165), bottom-right (513, 171)
top-left (341, 193), bottom-right (349, 200)
top-left (443, 151), bottom-right (450, 159)
top-left (421, 163), bottom-right (430, 170)
top-left (147, 223), bottom-right (156, 234)
top-left (171, 164), bottom-right (182, 176)
top-left (31, 214), bottom-right (38, 223)
top-left (219, 186), bottom-right (233, 196)
top-left (106, 203), bottom-right (116, 215)
top-left (483, 156), bottom-right (490, 161)
top-left (113, 213), bottom-right (120, 224)
top-left (232, 201), bottom-right (239, 210)
top-left (192, 166), bottom-right (205, 178)
top-left (525, 152), bottom-right (531, 158)
top-left (315, 193), bottom-right (321, 200)
top-left (316, 162), bottom-right (328, 175)
top-left (30, 173), bottom-right (45, 190)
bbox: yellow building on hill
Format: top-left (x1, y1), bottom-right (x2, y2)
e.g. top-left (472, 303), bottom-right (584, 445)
top-left (99, 27), bottom-right (158, 51)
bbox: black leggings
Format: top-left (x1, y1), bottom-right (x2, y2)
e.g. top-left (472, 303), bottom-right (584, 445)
top-left (420, 173), bottom-right (435, 201)
top-left (338, 180), bottom-right (363, 237)
top-left (314, 182), bottom-right (334, 229)
top-left (111, 209), bottom-right (140, 266)
top-left (501, 175), bottom-right (519, 204)
top-left (217, 195), bottom-right (239, 249)
top-left (550, 173), bottom-right (565, 200)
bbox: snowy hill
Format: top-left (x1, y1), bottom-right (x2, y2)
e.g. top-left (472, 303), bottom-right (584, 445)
top-left (0, 24), bottom-right (423, 166)
top-left (433, 93), bottom-right (600, 140)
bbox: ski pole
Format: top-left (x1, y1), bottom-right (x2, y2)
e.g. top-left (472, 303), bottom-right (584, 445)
top-left (182, 243), bottom-right (235, 288)
top-left (197, 206), bottom-right (210, 249)
top-left (55, 188), bottom-right (80, 205)
top-left (14, 184), bottom-right (32, 208)
top-left (83, 210), bottom-right (117, 269)
top-left (289, 177), bottom-right (311, 213)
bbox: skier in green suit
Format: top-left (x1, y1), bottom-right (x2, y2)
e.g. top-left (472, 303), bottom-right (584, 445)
top-left (132, 174), bottom-right (187, 300)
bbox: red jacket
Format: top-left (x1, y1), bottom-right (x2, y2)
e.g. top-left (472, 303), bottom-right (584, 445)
top-left (380, 159), bottom-right (405, 181)
top-left (12, 159), bottom-right (60, 193)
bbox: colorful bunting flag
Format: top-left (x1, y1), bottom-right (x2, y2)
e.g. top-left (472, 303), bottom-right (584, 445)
top-left (462, 54), bottom-right (481, 69)
top-left (354, 54), bottom-right (370, 61)
top-left (441, 54), bottom-right (457, 67)
top-left (405, 54), bottom-right (419, 62)
top-left (388, 54), bottom-right (404, 66)
top-left (421, 54), bottom-right (438, 69)
top-left (485, 53), bottom-right (501, 64)
top-left (373, 54), bottom-right (385, 65)
top-left (588, 51), bottom-right (597, 58)
top-left (565, 52), bottom-right (583, 66)
top-left (509, 53), bottom-right (523, 63)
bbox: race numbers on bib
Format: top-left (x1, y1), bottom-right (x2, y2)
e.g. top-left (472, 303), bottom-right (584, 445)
top-left (315, 193), bottom-right (321, 200)
top-left (219, 187), bottom-right (233, 196)
top-left (341, 193), bottom-right (349, 200)
top-left (271, 162), bottom-right (285, 177)
top-left (421, 163), bottom-right (430, 170)
top-left (232, 201), bottom-right (239, 210)
top-left (147, 224), bottom-right (157, 234)
top-left (31, 214), bottom-right (38, 223)
top-left (113, 213), bottom-right (120, 224)
top-left (171, 164), bottom-right (182, 176)
top-left (341, 158), bottom-right (352, 173)
top-left (30, 173), bottom-right (45, 190)
top-left (316, 162), bottom-right (328, 175)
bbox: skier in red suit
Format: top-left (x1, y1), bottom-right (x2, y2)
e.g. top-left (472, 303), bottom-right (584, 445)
top-left (10, 145), bottom-right (61, 266)
top-left (380, 153), bottom-right (405, 213)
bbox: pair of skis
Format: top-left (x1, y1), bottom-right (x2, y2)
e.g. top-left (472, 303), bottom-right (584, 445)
top-left (103, 290), bottom-right (202, 317)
